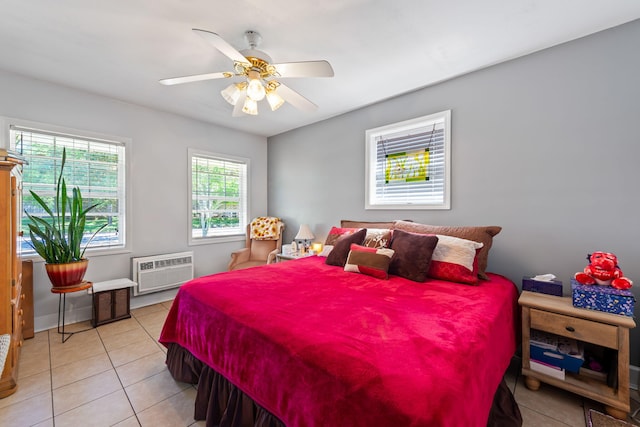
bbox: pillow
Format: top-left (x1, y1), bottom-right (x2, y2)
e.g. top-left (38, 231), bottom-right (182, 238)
top-left (341, 220), bottom-right (397, 229)
top-left (317, 245), bottom-right (334, 257)
top-left (324, 227), bottom-right (361, 246)
top-left (392, 220), bottom-right (501, 280)
top-left (388, 229), bottom-right (439, 282)
top-left (344, 244), bottom-right (395, 279)
top-left (428, 235), bottom-right (484, 285)
top-left (325, 228), bottom-right (367, 267)
top-left (362, 228), bottom-right (392, 249)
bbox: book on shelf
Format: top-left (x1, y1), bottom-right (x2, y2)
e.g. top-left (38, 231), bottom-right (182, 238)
top-left (530, 359), bottom-right (565, 380)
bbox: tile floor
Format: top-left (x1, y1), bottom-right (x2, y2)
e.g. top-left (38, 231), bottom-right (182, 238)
top-left (1, 299), bottom-right (639, 426)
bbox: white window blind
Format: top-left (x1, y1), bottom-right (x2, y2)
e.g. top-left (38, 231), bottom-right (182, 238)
top-left (365, 110), bottom-right (451, 209)
top-left (189, 149), bottom-right (248, 243)
top-left (10, 125), bottom-right (127, 253)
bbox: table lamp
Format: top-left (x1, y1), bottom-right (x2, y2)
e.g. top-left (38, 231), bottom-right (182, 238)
top-left (295, 224), bottom-right (315, 253)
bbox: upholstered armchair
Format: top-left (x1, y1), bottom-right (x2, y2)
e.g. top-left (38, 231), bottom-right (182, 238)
top-left (228, 221), bottom-right (285, 271)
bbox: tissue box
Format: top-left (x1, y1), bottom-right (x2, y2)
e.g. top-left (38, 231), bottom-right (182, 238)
top-left (522, 277), bottom-right (563, 296)
top-left (571, 279), bottom-right (635, 316)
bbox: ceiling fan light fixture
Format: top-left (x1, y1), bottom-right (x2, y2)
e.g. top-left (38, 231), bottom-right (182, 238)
top-left (266, 88), bottom-right (285, 111)
top-left (246, 70), bottom-right (266, 101)
top-left (220, 82), bottom-right (246, 105)
top-left (242, 97), bottom-right (258, 115)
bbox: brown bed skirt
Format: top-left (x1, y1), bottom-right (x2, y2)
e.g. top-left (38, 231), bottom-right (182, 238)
top-left (165, 343), bottom-right (521, 427)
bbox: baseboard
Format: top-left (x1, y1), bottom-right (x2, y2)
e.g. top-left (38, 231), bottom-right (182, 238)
top-left (631, 364), bottom-right (639, 390)
top-left (33, 287), bottom-right (179, 333)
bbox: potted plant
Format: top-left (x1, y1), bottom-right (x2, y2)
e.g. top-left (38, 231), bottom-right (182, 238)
top-left (25, 148), bottom-right (107, 288)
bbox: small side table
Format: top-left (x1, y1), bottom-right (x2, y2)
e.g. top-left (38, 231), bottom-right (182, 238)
top-left (276, 252), bottom-right (315, 262)
top-left (51, 281), bottom-right (93, 343)
top-left (88, 279), bottom-right (135, 327)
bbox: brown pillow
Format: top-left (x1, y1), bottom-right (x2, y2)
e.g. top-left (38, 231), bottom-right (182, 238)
top-left (325, 228), bottom-right (367, 267)
top-left (392, 220), bottom-right (501, 280)
top-left (388, 229), bottom-right (439, 282)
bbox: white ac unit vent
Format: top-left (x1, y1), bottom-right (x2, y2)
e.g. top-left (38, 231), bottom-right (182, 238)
top-left (132, 251), bottom-right (194, 296)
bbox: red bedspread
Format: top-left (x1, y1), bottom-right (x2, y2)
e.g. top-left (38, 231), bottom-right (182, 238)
top-left (160, 256), bottom-right (518, 427)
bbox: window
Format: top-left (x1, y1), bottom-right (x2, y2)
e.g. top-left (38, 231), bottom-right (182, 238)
top-left (365, 110), bottom-right (451, 210)
top-left (10, 124), bottom-right (128, 255)
top-left (189, 149), bottom-right (248, 244)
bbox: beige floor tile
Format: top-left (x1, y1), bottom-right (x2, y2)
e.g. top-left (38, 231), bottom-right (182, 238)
top-left (514, 378), bottom-right (585, 427)
top-left (108, 338), bottom-right (161, 367)
top-left (52, 352), bottom-right (113, 389)
top-left (97, 317), bottom-right (144, 339)
top-left (53, 369), bottom-right (122, 415)
top-left (49, 329), bottom-right (106, 369)
top-left (135, 310), bottom-right (170, 331)
top-left (54, 389), bottom-right (135, 427)
top-left (101, 327), bottom-right (156, 352)
top-left (520, 404), bottom-right (575, 427)
top-left (113, 416), bottom-right (143, 427)
top-left (32, 418), bottom-right (55, 427)
top-left (0, 390), bottom-right (53, 426)
top-left (161, 300), bottom-right (175, 310)
top-left (0, 369), bottom-right (50, 409)
top-left (137, 387), bottom-right (197, 427)
top-left (131, 303), bottom-right (167, 318)
top-left (124, 370), bottom-right (190, 413)
top-left (115, 350), bottom-right (168, 387)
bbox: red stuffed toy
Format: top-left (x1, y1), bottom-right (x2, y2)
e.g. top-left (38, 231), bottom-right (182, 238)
top-left (574, 251), bottom-right (633, 290)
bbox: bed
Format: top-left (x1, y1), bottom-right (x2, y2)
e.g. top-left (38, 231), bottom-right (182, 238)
top-left (159, 221), bottom-right (521, 427)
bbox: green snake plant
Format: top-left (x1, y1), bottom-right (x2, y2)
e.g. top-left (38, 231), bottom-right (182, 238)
top-left (25, 148), bottom-right (107, 264)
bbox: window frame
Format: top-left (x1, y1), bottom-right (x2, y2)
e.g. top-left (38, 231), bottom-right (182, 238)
top-left (365, 110), bottom-right (451, 210)
top-left (3, 117), bottom-right (132, 259)
top-left (188, 148), bottom-right (250, 246)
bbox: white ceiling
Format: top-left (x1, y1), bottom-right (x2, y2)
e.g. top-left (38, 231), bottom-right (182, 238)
top-left (1, 1), bottom-right (639, 138)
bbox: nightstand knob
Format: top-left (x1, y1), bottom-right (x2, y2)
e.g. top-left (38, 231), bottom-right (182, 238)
top-left (565, 326), bottom-right (575, 332)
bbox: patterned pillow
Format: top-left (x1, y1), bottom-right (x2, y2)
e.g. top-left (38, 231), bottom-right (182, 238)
top-left (344, 244), bottom-right (395, 279)
top-left (362, 228), bottom-right (392, 249)
top-left (325, 229), bottom-right (367, 267)
top-left (388, 229), bottom-right (439, 282)
top-left (324, 227), bottom-right (360, 246)
top-left (392, 220), bottom-right (501, 280)
top-left (428, 235), bottom-right (484, 285)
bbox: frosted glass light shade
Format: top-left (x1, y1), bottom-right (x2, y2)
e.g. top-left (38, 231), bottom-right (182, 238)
top-left (246, 77), bottom-right (266, 101)
top-left (221, 83), bottom-right (244, 105)
top-left (266, 89), bottom-right (285, 111)
top-left (242, 98), bottom-right (258, 115)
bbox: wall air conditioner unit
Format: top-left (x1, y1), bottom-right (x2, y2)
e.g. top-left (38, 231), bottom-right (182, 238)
top-left (132, 251), bottom-right (194, 296)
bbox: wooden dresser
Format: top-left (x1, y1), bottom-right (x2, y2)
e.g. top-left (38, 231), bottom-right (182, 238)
top-left (0, 149), bottom-right (25, 398)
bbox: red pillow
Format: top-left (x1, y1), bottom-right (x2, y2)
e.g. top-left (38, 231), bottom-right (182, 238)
top-left (428, 234), bottom-right (484, 285)
top-left (344, 244), bottom-right (395, 279)
top-left (324, 227), bottom-right (360, 246)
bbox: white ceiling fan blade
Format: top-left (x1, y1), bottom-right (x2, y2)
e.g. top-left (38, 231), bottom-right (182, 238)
top-left (193, 29), bottom-right (249, 64)
top-left (272, 61), bottom-right (334, 78)
top-left (276, 83), bottom-right (318, 112)
top-left (159, 72), bottom-right (231, 86)
top-left (232, 91), bottom-right (247, 117)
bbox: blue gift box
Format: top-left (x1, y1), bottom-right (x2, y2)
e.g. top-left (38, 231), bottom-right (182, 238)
top-left (571, 279), bottom-right (635, 317)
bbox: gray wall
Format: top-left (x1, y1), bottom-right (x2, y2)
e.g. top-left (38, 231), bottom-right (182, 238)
top-left (268, 20), bottom-right (640, 364)
top-left (0, 69), bottom-right (268, 330)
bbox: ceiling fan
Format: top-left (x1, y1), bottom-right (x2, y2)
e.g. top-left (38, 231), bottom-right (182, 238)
top-left (159, 29), bottom-right (334, 116)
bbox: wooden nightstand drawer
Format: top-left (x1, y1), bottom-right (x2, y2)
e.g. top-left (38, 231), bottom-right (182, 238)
top-left (530, 308), bottom-right (618, 349)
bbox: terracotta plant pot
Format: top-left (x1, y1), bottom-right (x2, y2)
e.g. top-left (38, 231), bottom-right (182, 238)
top-left (45, 259), bottom-right (88, 289)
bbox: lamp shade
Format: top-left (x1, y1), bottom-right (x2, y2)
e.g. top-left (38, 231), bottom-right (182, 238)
top-left (295, 224), bottom-right (315, 241)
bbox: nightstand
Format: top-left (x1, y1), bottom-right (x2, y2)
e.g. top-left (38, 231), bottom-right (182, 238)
top-left (519, 291), bottom-right (636, 419)
top-left (276, 252), bottom-right (314, 262)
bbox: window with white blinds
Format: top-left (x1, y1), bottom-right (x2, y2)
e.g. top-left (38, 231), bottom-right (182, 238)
top-left (189, 149), bottom-right (248, 244)
top-left (10, 124), bottom-right (127, 254)
top-left (365, 110), bottom-right (451, 210)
